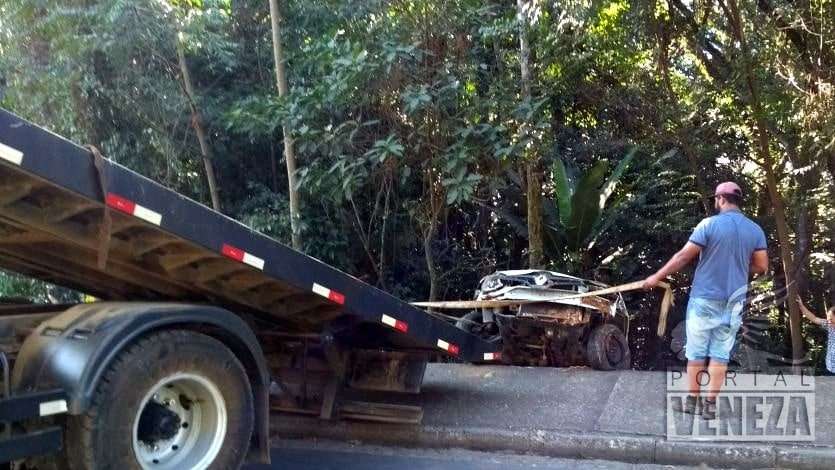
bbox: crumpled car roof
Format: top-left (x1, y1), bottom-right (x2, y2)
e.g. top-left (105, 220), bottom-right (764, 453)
top-left (476, 270), bottom-right (623, 316)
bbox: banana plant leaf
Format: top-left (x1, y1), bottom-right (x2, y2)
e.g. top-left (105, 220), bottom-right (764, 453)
top-left (552, 157), bottom-right (573, 227)
top-left (565, 160), bottom-right (609, 252)
top-left (599, 146), bottom-right (636, 210)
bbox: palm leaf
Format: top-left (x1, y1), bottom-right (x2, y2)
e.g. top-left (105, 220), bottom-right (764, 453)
top-left (587, 202), bottom-right (623, 249)
top-left (566, 161), bottom-right (609, 252)
top-left (599, 146), bottom-right (636, 209)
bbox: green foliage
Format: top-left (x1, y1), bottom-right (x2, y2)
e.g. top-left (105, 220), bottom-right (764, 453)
top-left (442, 145), bottom-right (482, 205)
top-left (546, 147), bottom-right (636, 267)
top-left (1, 0), bottom-right (832, 370)
top-left (0, 271), bottom-right (81, 303)
top-left (365, 134), bottom-right (404, 164)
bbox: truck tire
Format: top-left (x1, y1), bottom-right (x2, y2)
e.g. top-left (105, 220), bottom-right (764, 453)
top-left (64, 330), bottom-right (254, 470)
top-left (586, 324), bottom-right (631, 371)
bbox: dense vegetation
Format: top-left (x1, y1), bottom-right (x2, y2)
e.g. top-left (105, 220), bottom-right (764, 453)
top-left (0, 0), bottom-right (832, 370)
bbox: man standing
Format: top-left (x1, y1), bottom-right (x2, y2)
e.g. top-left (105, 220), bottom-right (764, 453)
top-left (643, 182), bottom-right (768, 419)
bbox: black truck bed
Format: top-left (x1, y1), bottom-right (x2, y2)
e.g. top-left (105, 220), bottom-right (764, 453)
top-left (0, 108), bottom-right (497, 361)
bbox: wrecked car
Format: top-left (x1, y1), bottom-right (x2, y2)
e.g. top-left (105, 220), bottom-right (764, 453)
top-left (454, 270), bottom-right (632, 370)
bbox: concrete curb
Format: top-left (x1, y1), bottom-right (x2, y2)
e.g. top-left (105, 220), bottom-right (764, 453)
top-left (273, 415), bottom-right (835, 469)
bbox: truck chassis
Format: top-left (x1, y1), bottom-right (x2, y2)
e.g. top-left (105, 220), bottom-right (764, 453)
top-left (0, 109), bottom-right (498, 469)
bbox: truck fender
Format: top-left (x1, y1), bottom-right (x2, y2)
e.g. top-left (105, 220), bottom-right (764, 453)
top-left (11, 302), bottom-right (270, 464)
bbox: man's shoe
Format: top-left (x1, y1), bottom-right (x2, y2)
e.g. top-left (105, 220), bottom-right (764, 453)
top-left (672, 395), bottom-right (701, 415)
top-left (702, 398), bottom-right (717, 420)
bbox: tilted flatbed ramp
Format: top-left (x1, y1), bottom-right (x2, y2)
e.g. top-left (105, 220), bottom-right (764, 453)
top-left (0, 108), bottom-right (498, 361)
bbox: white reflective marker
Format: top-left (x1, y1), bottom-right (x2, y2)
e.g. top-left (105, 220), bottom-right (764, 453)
top-left (0, 141), bottom-right (23, 165)
top-left (39, 399), bottom-right (68, 416)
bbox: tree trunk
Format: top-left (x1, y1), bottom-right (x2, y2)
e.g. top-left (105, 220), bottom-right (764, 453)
top-left (792, 201), bottom-right (813, 295)
top-left (760, 150), bottom-right (803, 363)
top-left (792, 144), bottom-right (820, 299)
top-left (725, 0), bottom-right (803, 363)
top-left (423, 169), bottom-right (443, 302)
top-left (526, 164), bottom-right (544, 268)
top-left (424, 217), bottom-right (439, 302)
top-left (176, 41), bottom-right (221, 212)
top-left (516, 0), bottom-right (543, 268)
top-left (268, 0), bottom-right (302, 250)
top-left (517, 0), bottom-right (532, 99)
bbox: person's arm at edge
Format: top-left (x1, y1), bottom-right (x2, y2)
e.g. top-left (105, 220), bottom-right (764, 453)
top-left (642, 242), bottom-right (702, 289)
top-left (796, 295), bottom-right (826, 326)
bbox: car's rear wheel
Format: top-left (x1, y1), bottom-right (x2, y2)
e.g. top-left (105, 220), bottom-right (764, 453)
top-left (455, 310), bottom-right (502, 343)
top-left (586, 323), bottom-right (631, 370)
top-left (455, 310), bottom-right (503, 364)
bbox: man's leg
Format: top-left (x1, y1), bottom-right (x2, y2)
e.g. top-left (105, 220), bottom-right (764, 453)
top-left (687, 359), bottom-right (707, 396)
top-left (672, 359), bottom-right (706, 414)
top-left (703, 304), bottom-right (740, 419)
top-left (678, 298), bottom-right (712, 414)
top-left (701, 359), bottom-right (727, 419)
top-left (706, 359), bottom-right (728, 401)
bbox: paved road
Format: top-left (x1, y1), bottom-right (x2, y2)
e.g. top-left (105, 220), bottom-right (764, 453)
top-left (275, 365), bottom-right (835, 468)
top-left (416, 365), bottom-right (835, 444)
top-left (245, 439), bottom-right (714, 470)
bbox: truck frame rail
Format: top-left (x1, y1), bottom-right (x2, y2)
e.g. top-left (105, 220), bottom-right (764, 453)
top-left (0, 108), bottom-right (498, 362)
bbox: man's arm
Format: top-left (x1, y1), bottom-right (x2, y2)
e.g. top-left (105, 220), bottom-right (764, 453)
top-left (751, 226), bottom-right (768, 275)
top-left (750, 249), bottom-right (768, 275)
top-left (642, 242), bottom-right (702, 289)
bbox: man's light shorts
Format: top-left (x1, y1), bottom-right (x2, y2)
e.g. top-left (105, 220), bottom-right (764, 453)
top-left (685, 296), bottom-right (744, 363)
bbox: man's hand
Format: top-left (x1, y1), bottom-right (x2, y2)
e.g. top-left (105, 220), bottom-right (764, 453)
top-left (643, 274), bottom-right (663, 290)
top-left (643, 242), bottom-right (700, 291)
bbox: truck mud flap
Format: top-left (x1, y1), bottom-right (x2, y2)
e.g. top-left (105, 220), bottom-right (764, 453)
top-left (0, 390), bottom-right (67, 463)
top-left (0, 427), bottom-right (63, 463)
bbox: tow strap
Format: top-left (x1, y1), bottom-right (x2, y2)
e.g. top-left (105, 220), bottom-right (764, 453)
top-left (412, 281), bottom-right (675, 337)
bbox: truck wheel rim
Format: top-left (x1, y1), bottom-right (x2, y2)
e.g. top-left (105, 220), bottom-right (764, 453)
top-left (132, 373), bottom-right (227, 470)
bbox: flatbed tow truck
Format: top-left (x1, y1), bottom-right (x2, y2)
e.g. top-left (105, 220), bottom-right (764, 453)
top-left (0, 108), bottom-right (499, 469)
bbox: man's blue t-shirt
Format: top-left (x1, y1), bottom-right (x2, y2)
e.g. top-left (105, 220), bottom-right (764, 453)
top-left (688, 209), bottom-right (767, 302)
